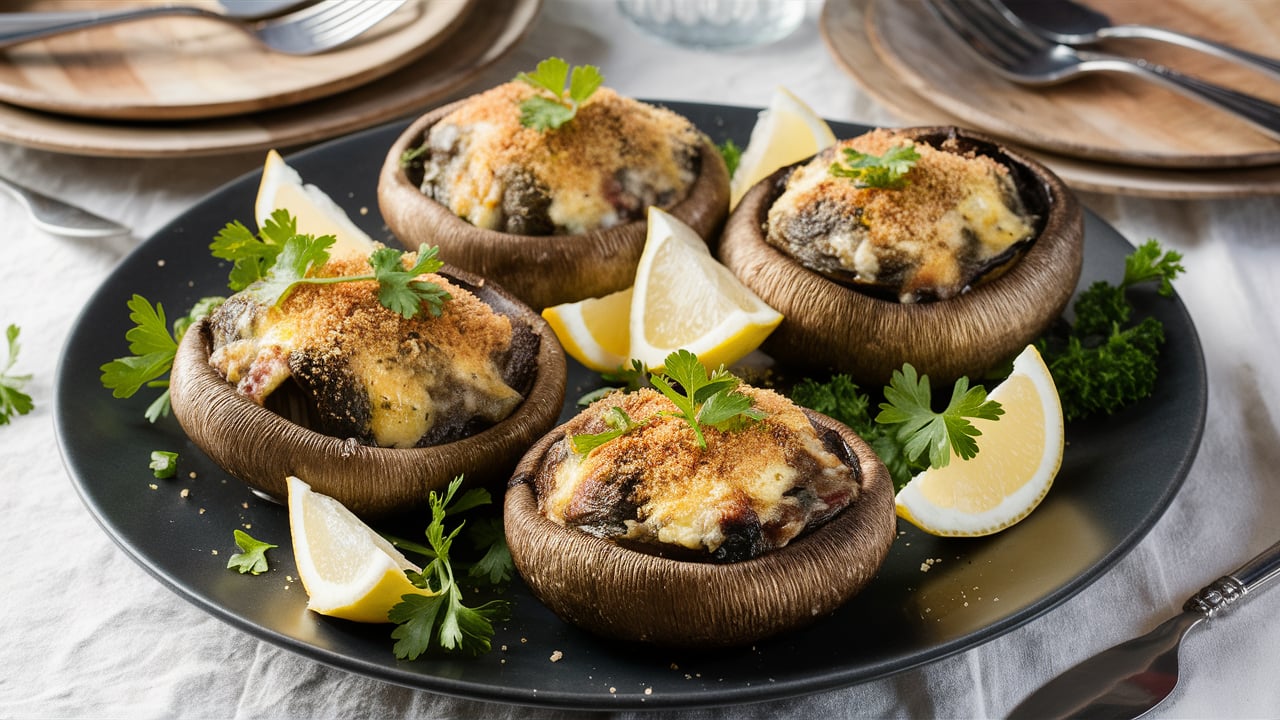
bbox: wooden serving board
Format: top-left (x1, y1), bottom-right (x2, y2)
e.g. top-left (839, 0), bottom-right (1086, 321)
top-left (0, 0), bottom-right (476, 120)
top-left (819, 0), bottom-right (1280, 198)
top-left (0, 0), bottom-right (539, 156)
top-left (866, 0), bottom-right (1280, 169)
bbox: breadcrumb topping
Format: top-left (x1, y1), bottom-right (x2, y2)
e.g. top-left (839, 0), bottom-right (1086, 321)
top-left (416, 83), bottom-right (703, 234)
top-left (537, 386), bottom-right (860, 561)
top-left (767, 128), bottom-right (1035, 303)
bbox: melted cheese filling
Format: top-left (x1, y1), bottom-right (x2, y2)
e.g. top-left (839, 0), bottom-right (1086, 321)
top-left (207, 259), bottom-right (523, 449)
top-left (538, 388), bottom-right (859, 559)
top-left (767, 129), bottom-right (1035, 303)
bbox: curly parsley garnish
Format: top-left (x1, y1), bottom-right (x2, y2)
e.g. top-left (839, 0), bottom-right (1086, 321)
top-left (718, 138), bottom-right (742, 177)
top-left (516, 57), bottom-right (604, 131)
top-left (1038, 239), bottom-right (1184, 421)
top-left (227, 529), bottom-right (276, 575)
top-left (0, 325), bottom-right (34, 425)
top-left (829, 144), bottom-right (920, 189)
top-left (389, 477), bottom-right (510, 659)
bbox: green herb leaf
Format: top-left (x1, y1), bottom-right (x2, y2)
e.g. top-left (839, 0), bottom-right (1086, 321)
top-left (650, 349), bottom-right (762, 449)
top-left (369, 245), bottom-right (451, 319)
top-left (149, 450), bottom-right (179, 479)
top-left (467, 517), bottom-right (513, 585)
top-left (829, 144), bottom-right (920, 189)
top-left (515, 57), bottom-right (603, 131)
top-left (227, 529), bottom-right (276, 575)
top-left (100, 294), bottom-right (179, 401)
top-left (242, 233), bottom-right (336, 308)
top-left (0, 324), bottom-right (34, 425)
top-left (718, 139), bottom-right (742, 177)
top-left (1038, 239), bottom-right (1182, 421)
top-left (875, 364), bottom-right (1003, 470)
top-left (571, 406), bottom-right (648, 455)
top-left (390, 476), bottom-right (509, 659)
top-left (576, 359), bottom-right (648, 406)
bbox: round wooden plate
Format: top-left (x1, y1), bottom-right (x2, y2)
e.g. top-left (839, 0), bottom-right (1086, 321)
top-left (0, 0), bottom-right (539, 156)
top-left (0, 0), bottom-right (476, 120)
top-left (865, 0), bottom-right (1280, 169)
top-left (819, 0), bottom-right (1280, 198)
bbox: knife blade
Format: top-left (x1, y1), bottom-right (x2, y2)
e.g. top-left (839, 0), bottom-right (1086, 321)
top-left (1008, 538), bottom-right (1280, 719)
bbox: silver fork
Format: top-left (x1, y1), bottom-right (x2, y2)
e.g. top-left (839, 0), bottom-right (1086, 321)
top-left (0, 0), bottom-right (407, 55)
top-left (924, 0), bottom-right (1280, 142)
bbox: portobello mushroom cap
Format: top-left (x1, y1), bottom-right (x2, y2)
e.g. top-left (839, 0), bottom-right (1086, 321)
top-left (717, 126), bottom-right (1084, 386)
top-left (503, 408), bottom-right (896, 648)
top-left (376, 99), bottom-right (731, 311)
top-left (169, 267), bottom-right (567, 522)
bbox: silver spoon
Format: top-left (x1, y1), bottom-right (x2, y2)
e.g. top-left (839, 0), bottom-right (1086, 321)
top-left (994, 0), bottom-right (1280, 83)
top-left (0, 174), bottom-right (129, 239)
top-left (1008, 537), bottom-right (1280, 719)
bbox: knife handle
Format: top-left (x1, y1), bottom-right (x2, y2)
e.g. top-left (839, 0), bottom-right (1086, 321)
top-left (1183, 538), bottom-right (1280, 617)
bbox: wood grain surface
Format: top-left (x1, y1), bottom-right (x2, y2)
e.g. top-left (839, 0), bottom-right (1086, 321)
top-left (0, 0), bottom-right (476, 120)
top-left (819, 0), bottom-right (1280, 198)
top-left (0, 0), bottom-right (540, 157)
top-left (865, 0), bottom-right (1280, 168)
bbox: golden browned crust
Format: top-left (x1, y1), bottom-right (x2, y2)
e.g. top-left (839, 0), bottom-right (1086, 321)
top-left (767, 128), bottom-right (1034, 302)
top-left (419, 83), bottom-right (703, 233)
top-left (536, 386), bottom-right (860, 561)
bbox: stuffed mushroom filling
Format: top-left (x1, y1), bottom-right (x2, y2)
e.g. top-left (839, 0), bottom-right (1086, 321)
top-left (401, 83), bottom-right (703, 235)
top-left (766, 129), bottom-right (1036, 304)
top-left (205, 257), bottom-right (536, 448)
top-left (534, 387), bottom-right (861, 563)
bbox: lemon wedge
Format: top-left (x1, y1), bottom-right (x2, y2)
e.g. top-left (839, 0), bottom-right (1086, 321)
top-left (894, 345), bottom-right (1064, 537)
top-left (729, 87), bottom-right (837, 208)
top-left (256, 149), bottom-right (376, 259)
top-left (287, 476), bottom-right (435, 623)
top-left (541, 287), bottom-right (633, 373)
top-left (628, 207), bottom-right (782, 372)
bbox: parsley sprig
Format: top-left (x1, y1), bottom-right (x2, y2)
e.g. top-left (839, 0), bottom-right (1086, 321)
top-left (1038, 239), bottom-right (1184, 421)
top-left (516, 57), bottom-right (604, 131)
top-left (791, 368), bottom-right (1002, 490)
top-left (0, 325), bottom-right (34, 425)
top-left (228, 529), bottom-right (276, 575)
top-left (829, 144), bottom-right (920, 189)
top-left (390, 477), bottom-right (510, 659)
top-left (213, 209), bottom-right (451, 318)
top-left (99, 295), bottom-right (222, 422)
top-left (573, 350), bottom-right (764, 453)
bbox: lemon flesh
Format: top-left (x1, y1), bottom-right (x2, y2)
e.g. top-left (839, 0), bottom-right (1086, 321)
top-left (287, 476), bottom-right (434, 623)
top-left (894, 345), bottom-right (1064, 536)
top-left (541, 287), bottom-right (633, 373)
top-left (729, 87), bottom-right (837, 209)
top-left (256, 149), bottom-right (376, 259)
top-left (629, 207), bottom-right (782, 372)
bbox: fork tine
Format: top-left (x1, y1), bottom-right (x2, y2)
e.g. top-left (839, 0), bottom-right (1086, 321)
top-left (926, 0), bottom-right (1044, 75)
top-left (259, 0), bottom-right (405, 54)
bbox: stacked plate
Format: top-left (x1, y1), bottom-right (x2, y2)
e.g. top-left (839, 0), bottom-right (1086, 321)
top-left (820, 0), bottom-right (1280, 198)
top-left (0, 0), bottom-right (541, 156)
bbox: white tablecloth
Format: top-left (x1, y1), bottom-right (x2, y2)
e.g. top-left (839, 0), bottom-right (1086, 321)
top-left (3, 1), bottom-right (1278, 717)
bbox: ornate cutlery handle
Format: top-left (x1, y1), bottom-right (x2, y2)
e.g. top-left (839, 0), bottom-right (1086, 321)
top-left (1184, 538), bottom-right (1280, 617)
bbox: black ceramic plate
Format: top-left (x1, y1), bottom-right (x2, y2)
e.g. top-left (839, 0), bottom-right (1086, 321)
top-left (55, 104), bottom-right (1207, 711)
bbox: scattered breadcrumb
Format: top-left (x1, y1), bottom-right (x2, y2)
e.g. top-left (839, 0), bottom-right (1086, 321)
top-left (157, 259), bottom-right (166, 267)
top-left (148, 484), bottom-right (158, 490)
top-left (644, 688), bottom-right (653, 696)
top-left (180, 488), bottom-right (190, 499)
top-left (549, 650), bottom-right (563, 663)
top-left (188, 471), bottom-right (197, 479)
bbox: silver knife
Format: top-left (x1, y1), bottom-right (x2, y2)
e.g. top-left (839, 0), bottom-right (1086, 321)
top-left (0, 174), bottom-right (129, 239)
top-left (1008, 538), bottom-right (1280, 719)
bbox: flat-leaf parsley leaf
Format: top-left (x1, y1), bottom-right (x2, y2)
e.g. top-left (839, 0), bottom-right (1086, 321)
top-left (875, 364), bottom-right (1004, 471)
top-left (829, 144), bottom-right (920, 189)
top-left (390, 477), bottom-right (509, 659)
top-left (0, 324), bottom-right (34, 425)
top-left (228, 529), bottom-right (276, 575)
top-left (516, 57), bottom-right (604, 131)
